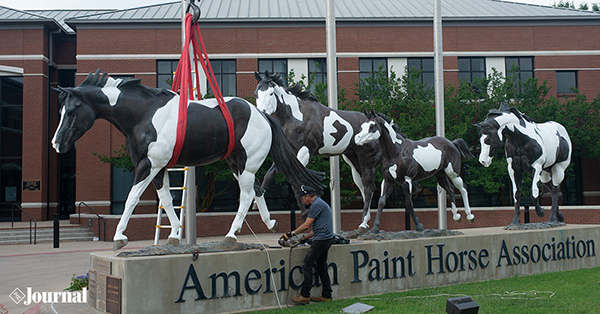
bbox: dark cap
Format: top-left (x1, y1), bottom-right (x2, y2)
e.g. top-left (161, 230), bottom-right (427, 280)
top-left (296, 185), bottom-right (316, 198)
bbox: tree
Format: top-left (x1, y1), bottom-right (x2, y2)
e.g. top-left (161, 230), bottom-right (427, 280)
top-left (554, 1), bottom-right (576, 9)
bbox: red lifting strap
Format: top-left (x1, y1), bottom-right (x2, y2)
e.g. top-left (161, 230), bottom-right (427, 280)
top-left (167, 13), bottom-right (235, 168)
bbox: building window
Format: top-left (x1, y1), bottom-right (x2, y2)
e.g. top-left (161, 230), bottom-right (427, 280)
top-left (458, 57), bottom-right (486, 84)
top-left (0, 77), bottom-right (23, 220)
top-left (556, 71), bottom-right (578, 94)
top-left (407, 58), bottom-right (434, 89)
top-left (208, 60), bottom-right (236, 97)
top-left (157, 60), bottom-right (178, 89)
top-left (506, 57), bottom-right (534, 90)
top-left (258, 59), bottom-right (288, 84)
top-left (111, 166), bottom-right (134, 215)
top-left (308, 59), bottom-right (327, 93)
top-left (359, 58), bottom-right (388, 100)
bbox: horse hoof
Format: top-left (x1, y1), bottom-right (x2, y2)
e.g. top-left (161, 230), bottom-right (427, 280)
top-left (113, 239), bottom-right (128, 251)
top-left (453, 214), bottom-right (461, 222)
top-left (369, 227), bottom-right (380, 234)
top-left (167, 237), bottom-right (180, 245)
top-left (269, 221), bottom-right (279, 233)
top-left (415, 223), bottom-right (424, 232)
top-left (557, 212), bottom-right (565, 222)
top-left (357, 227), bottom-right (369, 235)
top-left (467, 214), bottom-right (475, 222)
top-left (223, 236), bottom-right (237, 247)
top-left (535, 207), bottom-right (545, 217)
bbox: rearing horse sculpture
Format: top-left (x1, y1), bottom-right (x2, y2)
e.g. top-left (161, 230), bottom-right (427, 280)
top-left (475, 103), bottom-right (571, 225)
top-left (254, 71), bottom-right (382, 230)
top-left (355, 111), bottom-right (475, 232)
top-left (52, 70), bottom-right (323, 250)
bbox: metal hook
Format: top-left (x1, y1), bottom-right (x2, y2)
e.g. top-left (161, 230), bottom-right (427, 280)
top-left (186, 0), bottom-right (201, 24)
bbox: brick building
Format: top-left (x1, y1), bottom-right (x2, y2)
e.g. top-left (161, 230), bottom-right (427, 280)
top-left (1, 0), bottom-right (599, 234)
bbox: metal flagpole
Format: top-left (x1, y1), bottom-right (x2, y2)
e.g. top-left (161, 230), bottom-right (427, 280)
top-left (434, 0), bottom-right (447, 230)
top-left (183, 0), bottom-right (197, 244)
top-left (326, 0), bottom-right (342, 233)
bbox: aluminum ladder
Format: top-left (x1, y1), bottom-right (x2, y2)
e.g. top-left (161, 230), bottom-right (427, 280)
top-left (154, 167), bottom-right (189, 245)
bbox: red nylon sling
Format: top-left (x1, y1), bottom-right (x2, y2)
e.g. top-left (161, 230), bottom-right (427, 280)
top-left (167, 13), bottom-right (235, 168)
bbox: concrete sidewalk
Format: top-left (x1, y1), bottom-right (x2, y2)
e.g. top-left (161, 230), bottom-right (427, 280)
top-left (0, 233), bottom-right (281, 314)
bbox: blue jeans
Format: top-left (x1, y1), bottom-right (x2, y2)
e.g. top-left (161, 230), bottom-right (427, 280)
top-left (301, 238), bottom-right (334, 298)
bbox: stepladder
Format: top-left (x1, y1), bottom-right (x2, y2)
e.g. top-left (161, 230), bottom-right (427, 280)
top-left (154, 167), bottom-right (189, 245)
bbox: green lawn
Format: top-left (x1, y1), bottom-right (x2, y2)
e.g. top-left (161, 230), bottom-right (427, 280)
top-left (248, 267), bottom-right (600, 313)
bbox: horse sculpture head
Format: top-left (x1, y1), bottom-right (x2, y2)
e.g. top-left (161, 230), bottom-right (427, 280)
top-left (51, 70), bottom-right (115, 153)
top-left (254, 70), bottom-right (284, 114)
top-left (355, 110), bottom-right (402, 146)
top-left (355, 110), bottom-right (382, 145)
top-left (474, 102), bottom-right (520, 167)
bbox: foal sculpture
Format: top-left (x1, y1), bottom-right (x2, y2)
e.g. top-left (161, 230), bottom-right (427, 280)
top-left (254, 71), bottom-right (382, 230)
top-left (51, 70), bottom-right (323, 250)
top-left (355, 111), bottom-right (475, 232)
top-left (475, 103), bottom-right (571, 225)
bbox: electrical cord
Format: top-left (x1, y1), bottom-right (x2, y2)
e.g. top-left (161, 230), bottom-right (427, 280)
top-left (243, 220), bottom-right (283, 309)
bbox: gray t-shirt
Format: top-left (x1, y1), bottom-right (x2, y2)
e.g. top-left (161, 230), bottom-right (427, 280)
top-left (307, 197), bottom-right (334, 240)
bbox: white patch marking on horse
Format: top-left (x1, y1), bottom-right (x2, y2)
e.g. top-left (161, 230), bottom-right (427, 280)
top-left (256, 89), bottom-right (273, 113)
top-left (274, 86), bottom-right (303, 121)
top-left (240, 103), bottom-right (272, 173)
top-left (405, 176), bottom-right (412, 193)
top-left (342, 154), bottom-right (365, 201)
top-left (51, 106), bottom-right (66, 152)
top-left (297, 146), bottom-right (310, 166)
top-left (101, 77), bottom-right (123, 106)
top-left (355, 121), bottom-right (379, 145)
top-left (506, 157), bottom-right (518, 203)
top-left (389, 164), bottom-right (397, 179)
top-left (479, 134), bottom-right (493, 167)
top-left (191, 97), bottom-right (235, 109)
top-left (147, 96), bottom-right (180, 167)
top-left (412, 143), bottom-right (442, 172)
top-left (319, 111), bottom-right (353, 154)
top-left (383, 121), bottom-right (402, 145)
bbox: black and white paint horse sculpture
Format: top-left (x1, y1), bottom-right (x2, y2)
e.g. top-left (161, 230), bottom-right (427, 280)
top-left (254, 71), bottom-right (382, 230)
top-left (51, 70), bottom-right (323, 250)
top-left (355, 111), bottom-right (475, 232)
top-left (475, 103), bottom-right (571, 225)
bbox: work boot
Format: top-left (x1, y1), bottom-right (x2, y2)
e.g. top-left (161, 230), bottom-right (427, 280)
top-left (289, 295), bottom-right (310, 305)
top-left (310, 296), bottom-right (332, 302)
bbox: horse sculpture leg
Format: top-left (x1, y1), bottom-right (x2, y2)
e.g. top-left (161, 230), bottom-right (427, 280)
top-left (225, 170), bottom-right (257, 242)
top-left (403, 177), bottom-right (424, 231)
top-left (436, 175), bottom-right (461, 221)
top-left (530, 162), bottom-right (546, 217)
top-left (114, 158), bottom-right (161, 250)
top-left (444, 164), bottom-right (474, 221)
top-left (549, 161), bottom-right (569, 223)
top-left (253, 177), bottom-right (278, 232)
top-left (507, 157), bottom-right (523, 225)
top-left (342, 155), bottom-right (371, 230)
top-left (154, 170), bottom-right (181, 242)
top-left (372, 179), bottom-right (394, 233)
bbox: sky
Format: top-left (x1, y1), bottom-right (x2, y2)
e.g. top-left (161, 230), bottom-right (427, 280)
top-left (0, 0), bottom-right (594, 11)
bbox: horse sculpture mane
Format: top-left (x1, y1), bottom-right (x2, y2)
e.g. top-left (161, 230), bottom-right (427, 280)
top-left (264, 71), bottom-right (318, 102)
top-left (367, 111), bottom-right (408, 139)
top-left (486, 104), bottom-right (535, 127)
top-left (71, 69), bottom-right (170, 98)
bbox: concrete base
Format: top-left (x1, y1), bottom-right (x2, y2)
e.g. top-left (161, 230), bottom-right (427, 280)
top-left (88, 225), bottom-right (600, 314)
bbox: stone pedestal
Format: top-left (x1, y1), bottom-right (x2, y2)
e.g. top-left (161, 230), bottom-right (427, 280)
top-left (89, 225), bottom-right (600, 314)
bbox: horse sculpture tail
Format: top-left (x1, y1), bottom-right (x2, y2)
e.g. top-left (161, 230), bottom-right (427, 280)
top-left (263, 114), bottom-right (325, 195)
top-left (452, 138), bottom-right (476, 161)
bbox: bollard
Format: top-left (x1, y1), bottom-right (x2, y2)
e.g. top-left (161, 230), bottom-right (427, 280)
top-left (290, 206), bottom-right (296, 230)
top-left (53, 214), bottom-right (59, 248)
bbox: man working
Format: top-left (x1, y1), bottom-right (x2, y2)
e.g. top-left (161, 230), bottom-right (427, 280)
top-left (281, 185), bottom-right (334, 305)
